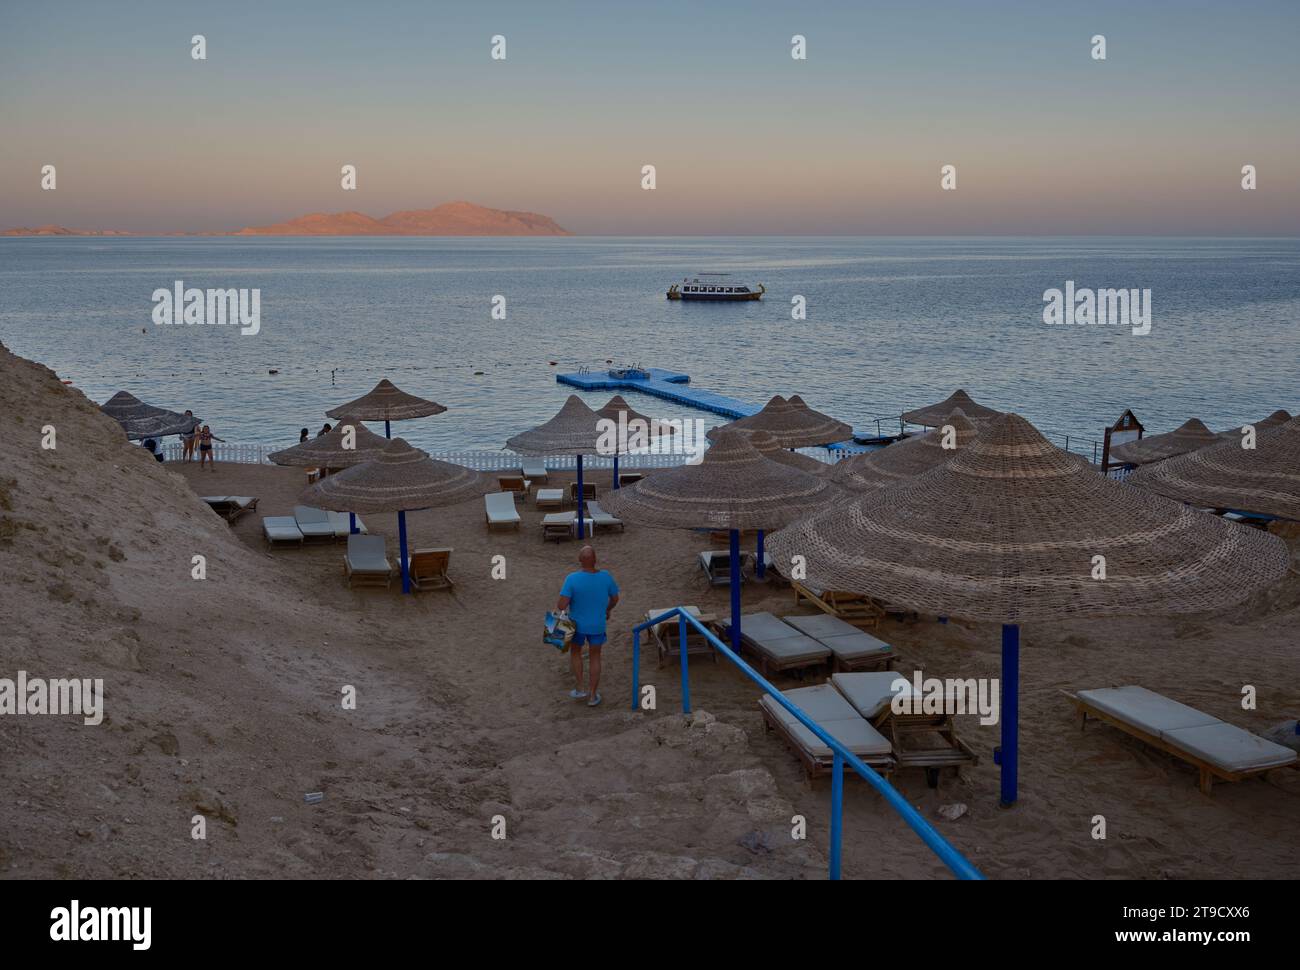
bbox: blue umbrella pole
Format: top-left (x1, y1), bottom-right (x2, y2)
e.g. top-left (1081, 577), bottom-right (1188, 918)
top-left (756, 530), bottom-right (766, 579)
top-left (613, 453), bottom-right (620, 490)
top-left (729, 528), bottom-right (742, 654)
top-left (576, 454), bottom-right (585, 539)
top-left (1000, 623), bottom-right (1020, 806)
top-left (398, 510), bottom-right (410, 594)
top-left (384, 419), bottom-right (391, 438)
top-left (349, 512), bottom-right (358, 535)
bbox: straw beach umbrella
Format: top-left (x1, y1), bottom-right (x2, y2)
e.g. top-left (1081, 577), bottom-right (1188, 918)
top-left (301, 438), bottom-right (491, 594)
top-left (768, 413), bottom-right (1288, 806)
top-left (100, 391), bottom-right (199, 441)
top-left (707, 395), bottom-right (851, 448)
top-left (594, 394), bottom-right (675, 490)
top-left (1109, 418), bottom-right (1220, 466)
top-left (601, 430), bottom-right (836, 654)
top-left (326, 379), bottom-right (447, 438)
top-left (269, 415), bottom-right (390, 534)
top-left (1129, 415), bottom-right (1300, 521)
top-left (828, 409), bottom-right (979, 492)
top-left (746, 429), bottom-right (832, 476)
top-left (1217, 409), bottom-right (1291, 439)
top-left (901, 389), bottom-right (1001, 427)
top-left (506, 395), bottom-right (607, 539)
top-left (707, 395), bottom-right (850, 576)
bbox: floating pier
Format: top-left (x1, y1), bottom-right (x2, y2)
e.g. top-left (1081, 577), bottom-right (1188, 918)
top-left (556, 367), bottom-right (761, 420)
top-left (556, 366), bottom-right (900, 450)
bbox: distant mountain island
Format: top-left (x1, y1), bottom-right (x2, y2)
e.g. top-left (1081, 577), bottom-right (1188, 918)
top-left (2, 202), bottom-right (571, 237)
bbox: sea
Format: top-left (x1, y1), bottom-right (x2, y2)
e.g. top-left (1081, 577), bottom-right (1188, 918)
top-left (1, 236), bottom-right (1296, 457)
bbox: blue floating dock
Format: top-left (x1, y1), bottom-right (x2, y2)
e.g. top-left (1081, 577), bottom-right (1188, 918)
top-left (556, 367), bottom-right (760, 420)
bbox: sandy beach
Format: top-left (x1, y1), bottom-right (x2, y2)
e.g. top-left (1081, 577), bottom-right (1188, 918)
top-left (2, 342), bottom-right (1297, 880)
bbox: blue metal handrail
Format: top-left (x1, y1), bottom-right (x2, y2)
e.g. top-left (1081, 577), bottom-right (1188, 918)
top-left (631, 608), bottom-right (983, 881)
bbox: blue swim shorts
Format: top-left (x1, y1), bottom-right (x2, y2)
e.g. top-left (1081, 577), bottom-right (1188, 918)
top-left (571, 632), bottom-right (607, 647)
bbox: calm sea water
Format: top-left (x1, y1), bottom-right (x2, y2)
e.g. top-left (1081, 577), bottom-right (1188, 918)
top-left (1, 236), bottom-right (1296, 455)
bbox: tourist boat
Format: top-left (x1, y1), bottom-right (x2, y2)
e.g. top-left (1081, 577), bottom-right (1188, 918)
top-left (667, 274), bottom-right (764, 301)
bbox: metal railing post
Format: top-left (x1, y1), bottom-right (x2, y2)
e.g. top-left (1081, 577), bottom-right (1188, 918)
top-left (631, 628), bottom-right (640, 711)
top-left (830, 751), bottom-right (844, 880)
top-left (678, 613), bottom-right (691, 714)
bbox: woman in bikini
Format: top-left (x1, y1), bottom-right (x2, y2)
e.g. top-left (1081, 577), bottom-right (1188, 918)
top-left (196, 425), bottom-right (225, 471)
top-left (181, 411), bottom-right (198, 462)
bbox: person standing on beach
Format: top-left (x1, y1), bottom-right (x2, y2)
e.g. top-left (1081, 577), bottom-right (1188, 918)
top-left (181, 411), bottom-right (197, 461)
top-left (555, 545), bottom-right (619, 708)
top-left (196, 424), bottom-right (225, 471)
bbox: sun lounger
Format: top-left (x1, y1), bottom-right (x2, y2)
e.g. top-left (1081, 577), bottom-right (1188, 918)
top-left (293, 505), bottom-right (337, 542)
top-left (586, 500), bottom-right (624, 533)
top-left (718, 611), bottom-right (831, 677)
top-left (758, 684), bottom-right (894, 779)
top-left (832, 672), bottom-right (977, 786)
top-left (535, 488), bottom-right (565, 510)
top-left (326, 511), bottom-right (366, 537)
top-left (498, 475), bottom-right (531, 497)
top-left (645, 605), bottom-right (716, 667)
top-left (782, 613), bottom-right (894, 671)
top-left (541, 512), bottom-right (594, 541)
top-left (344, 534), bottom-right (392, 589)
top-left (201, 495), bottom-right (259, 523)
top-left (262, 516), bottom-right (304, 546)
top-left (1070, 686), bottom-right (1298, 794)
top-left (484, 492), bottom-right (521, 531)
top-left (699, 550), bottom-right (748, 586)
top-left (521, 460), bottom-right (548, 483)
top-left (793, 581), bottom-right (885, 629)
top-left (617, 472), bottom-right (644, 488)
top-left (404, 547), bottom-right (453, 591)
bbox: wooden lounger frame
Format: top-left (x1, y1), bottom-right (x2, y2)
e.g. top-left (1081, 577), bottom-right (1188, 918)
top-left (758, 702), bottom-right (894, 780)
top-left (869, 709), bottom-right (977, 787)
top-left (207, 497), bottom-right (258, 523)
top-left (1069, 693), bottom-right (1296, 794)
top-left (792, 582), bottom-right (885, 630)
top-left (649, 620), bottom-right (717, 668)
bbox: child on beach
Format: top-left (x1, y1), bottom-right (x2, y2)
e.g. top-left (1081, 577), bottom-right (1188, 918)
top-left (555, 545), bottom-right (619, 708)
top-left (196, 425), bottom-right (225, 471)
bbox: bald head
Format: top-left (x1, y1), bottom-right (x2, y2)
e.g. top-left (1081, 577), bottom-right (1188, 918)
top-left (578, 545), bottom-right (597, 569)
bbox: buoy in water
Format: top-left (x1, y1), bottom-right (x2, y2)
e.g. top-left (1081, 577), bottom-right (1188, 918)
top-left (548, 361), bottom-right (557, 366)
top-left (268, 368), bottom-right (279, 375)
top-left (474, 370), bottom-right (484, 376)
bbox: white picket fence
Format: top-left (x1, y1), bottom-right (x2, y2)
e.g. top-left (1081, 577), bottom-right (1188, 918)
top-left (157, 441), bottom-right (709, 470)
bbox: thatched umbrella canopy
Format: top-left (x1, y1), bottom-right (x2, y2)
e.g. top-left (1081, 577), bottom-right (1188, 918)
top-left (268, 415), bottom-right (389, 467)
top-left (1217, 409), bottom-right (1291, 439)
top-left (707, 395), bottom-right (851, 448)
top-left (769, 412), bottom-right (1288, 805)
top-left (901, 389), bottom-right (1001, 427)
top-left (602, 429), bottom-right (836, 653)
top-left (326, 379), bottom-right (446, 438)
top-left (746, 429), bottom-right (831, 476)
top-left (1109, 418), bottom-right (1220, 466)
top-left (301, 438), bottom-right (492, 593)
top-left (506, 395), bottom-right (610, 538)
top-left (1129, 415), bottom-right (1300, 521)
top-left (594, 394), bottom-right (677, 490)
top-left (829, 409), bottom-right (979, 492)
top-left (101, 391), bottom-right (198, 441)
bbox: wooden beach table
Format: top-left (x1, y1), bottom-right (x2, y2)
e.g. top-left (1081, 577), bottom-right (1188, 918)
top-left (644, 606), bottom-right (717, 667)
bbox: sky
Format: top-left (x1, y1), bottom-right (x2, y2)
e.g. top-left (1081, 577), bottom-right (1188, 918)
top-left (1, 0), bottom-right (1297, 234)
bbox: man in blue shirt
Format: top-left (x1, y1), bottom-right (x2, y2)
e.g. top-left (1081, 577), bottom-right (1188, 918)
top-left (556, 545), bottom-right (620, 707)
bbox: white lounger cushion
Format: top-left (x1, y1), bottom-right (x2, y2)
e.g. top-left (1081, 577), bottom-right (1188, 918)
top-left (1080, 686), bottom-right (1297, 774)
top-left (346, 534), bottom-right (391, 574)
top-left (485, 492), bottom-right (520, 524)
top-left (327, 511), bottom-right (366, 536)
top-left (262, 516), bottom-right (304, 542)
top-left (1162, 723), bottom-right (1296, 772)
top-left (782, 614), bottom-right (893, 662)
top-left (587, 501), bottom-right (622, 527)
top-left (760, 685), bottom-right (892, 759)
top-left (293, 505), bottom-right (336, 537)
top-left (522, 460), bottom-right (548, 478)
top-left (721, 612), bottom-right (830, 664)
top-left (832, 672), bottom-right (918, 720)
top-left (535, 488), bottom-right (565, 505)
top-left (647, 605), bottom-right (702, 632)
